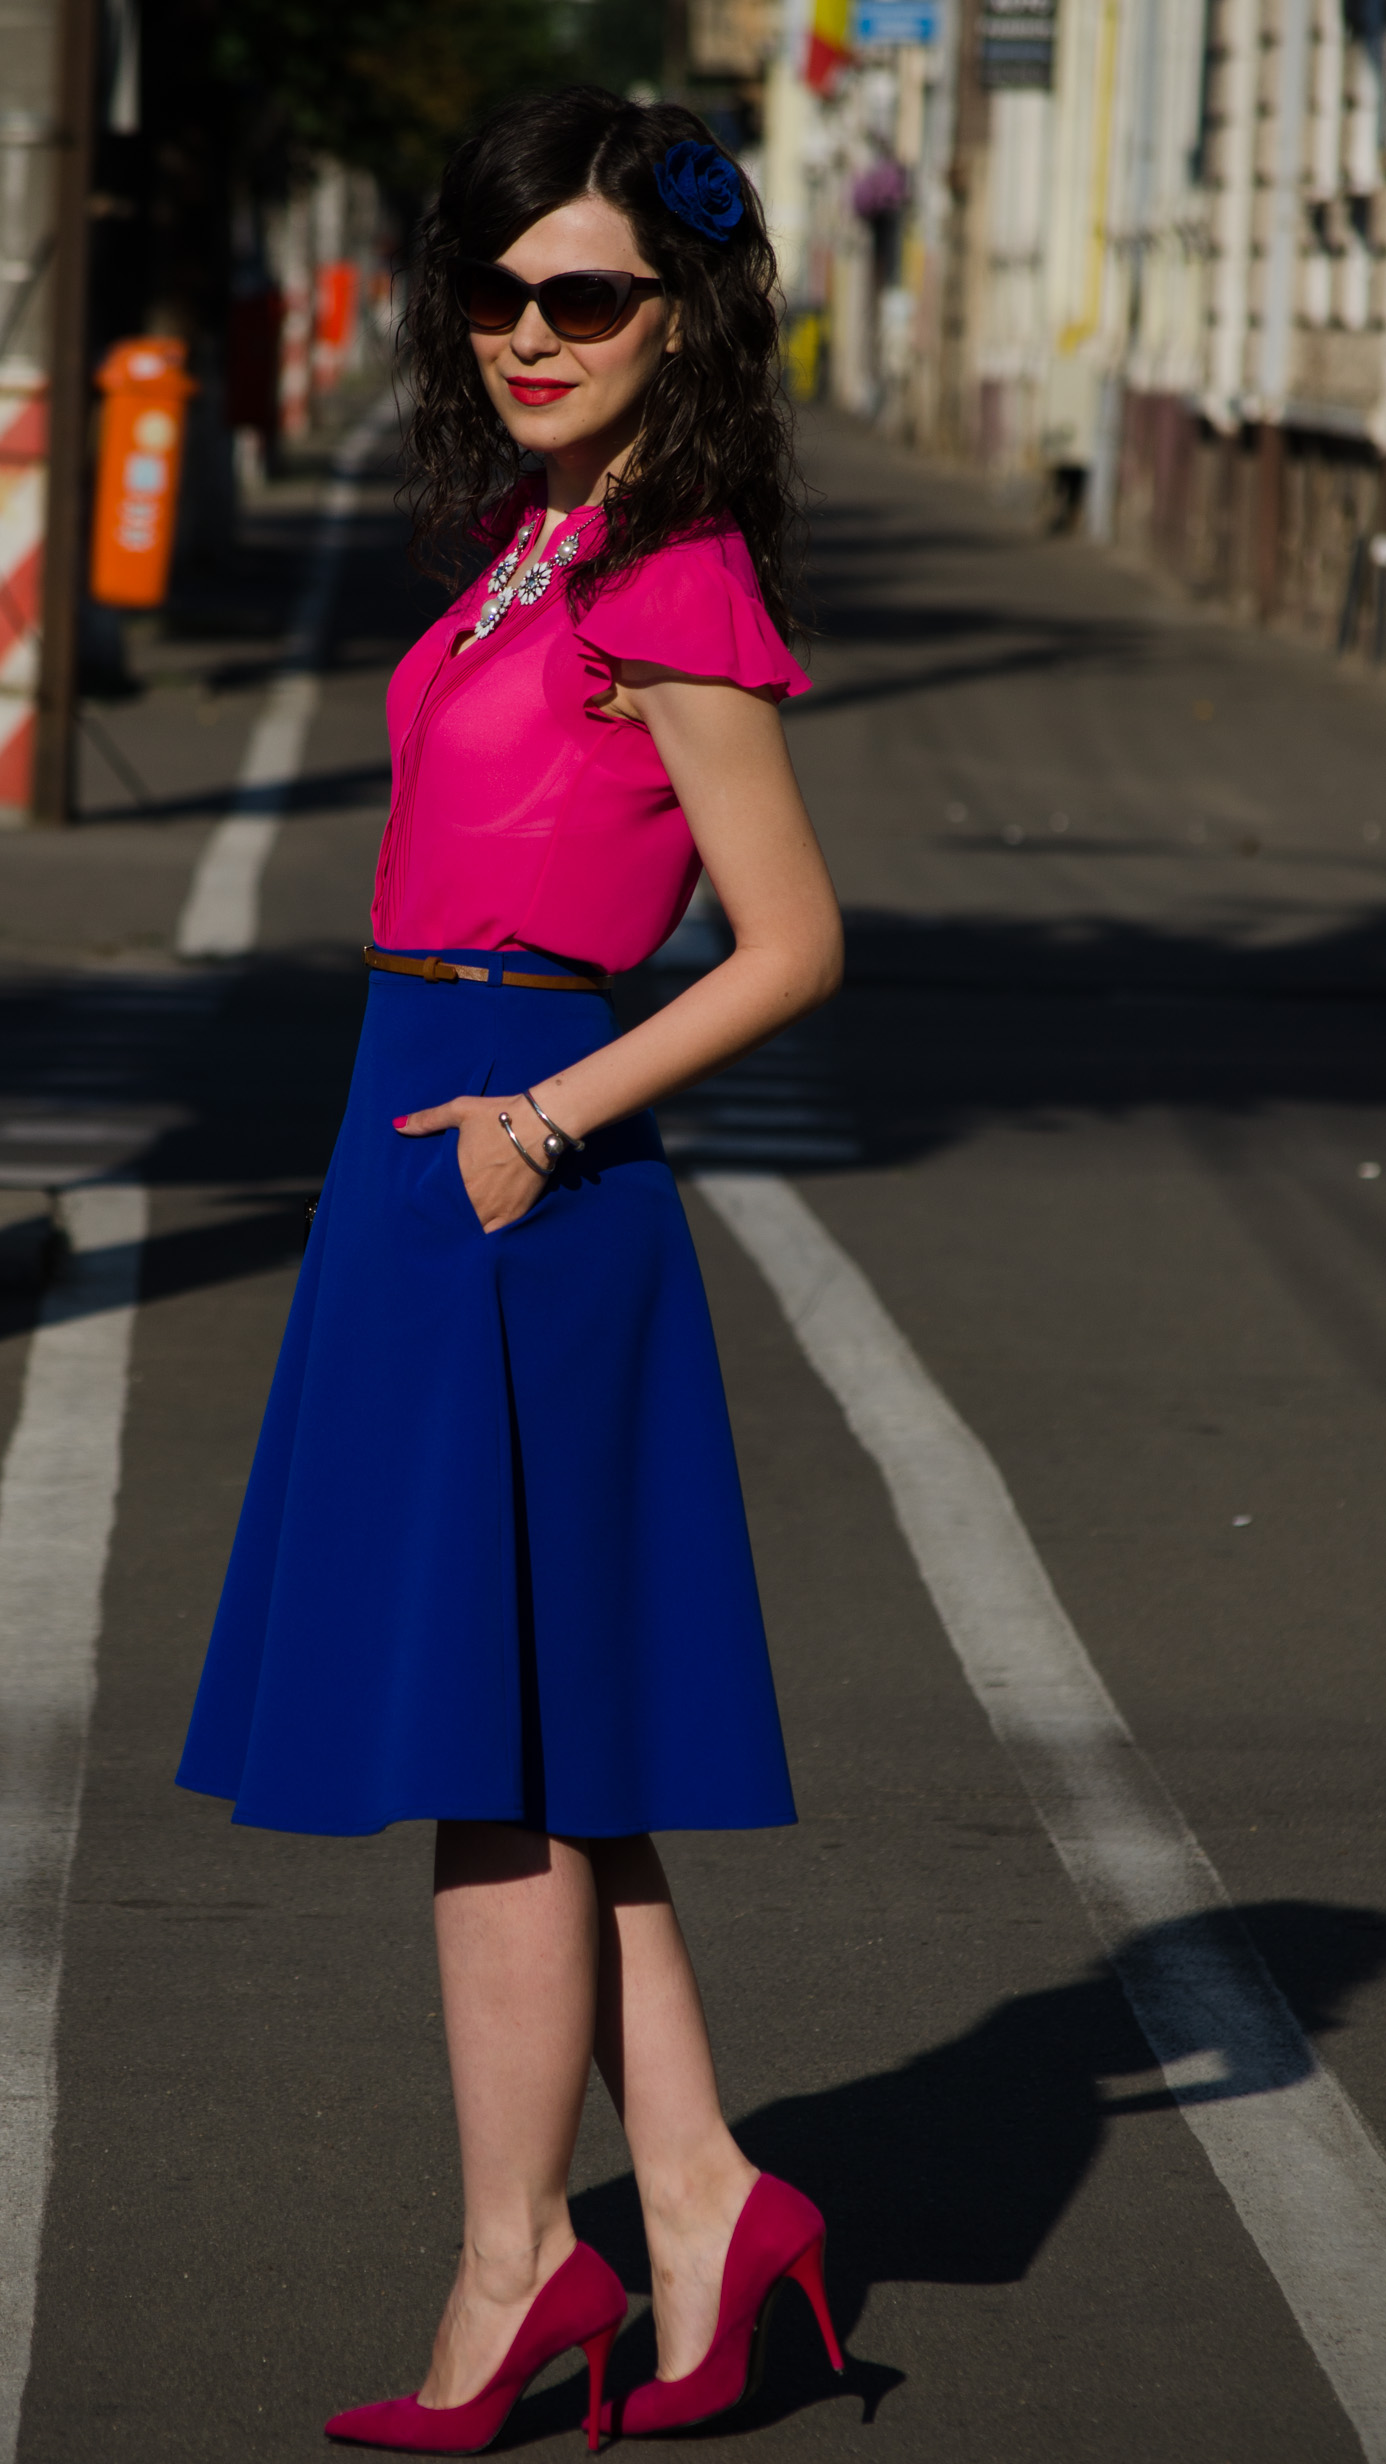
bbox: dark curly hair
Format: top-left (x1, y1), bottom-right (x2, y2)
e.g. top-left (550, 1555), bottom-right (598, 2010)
top-left (403, 85), bottom-right (804, 639)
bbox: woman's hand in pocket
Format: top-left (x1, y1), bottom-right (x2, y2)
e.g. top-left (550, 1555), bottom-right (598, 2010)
top-left (393, 1095), bottom-right (548, 1232)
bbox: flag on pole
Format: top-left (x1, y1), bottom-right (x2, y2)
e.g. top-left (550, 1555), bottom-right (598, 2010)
top-left (806, 0), bottom-right (853, 91)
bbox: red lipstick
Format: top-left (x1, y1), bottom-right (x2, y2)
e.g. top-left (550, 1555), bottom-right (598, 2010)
top-left (506, 378), bottom-right (576, 405)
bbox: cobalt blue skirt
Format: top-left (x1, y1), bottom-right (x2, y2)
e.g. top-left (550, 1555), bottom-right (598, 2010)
top-left (177, 950), bottom-right (795, 1838)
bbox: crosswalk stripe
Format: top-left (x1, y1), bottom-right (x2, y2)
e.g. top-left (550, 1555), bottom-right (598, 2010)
top-left (699, 1168), bottom-right (1386, 2462)
top-left (174, 389), bottom-right (395, 959)
top-left (0, 1185), bottom-right (147, 2464)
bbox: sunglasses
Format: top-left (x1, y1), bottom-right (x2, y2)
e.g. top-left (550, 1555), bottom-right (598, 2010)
top-left (453, 259), bottom-right (665, 342)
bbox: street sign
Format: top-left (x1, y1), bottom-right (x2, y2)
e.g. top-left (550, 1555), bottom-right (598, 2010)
top-left (853, 2), bottom-right (938, 43)
top-left (979, 0), bottom-right (1055, 87)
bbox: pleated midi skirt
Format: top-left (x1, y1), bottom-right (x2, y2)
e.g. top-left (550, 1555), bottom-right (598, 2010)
top-left (177, 950), bottom-right (796, 1839)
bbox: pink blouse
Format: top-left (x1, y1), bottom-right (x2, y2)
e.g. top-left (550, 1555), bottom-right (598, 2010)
top-left (371, 495), bottom-right (811, 975)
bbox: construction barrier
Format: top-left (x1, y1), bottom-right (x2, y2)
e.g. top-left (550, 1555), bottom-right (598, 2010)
top-left (277, 211), bottom-right (312, 441)
top-left (0, 380), bottom-right (47, 817)
top-left (312, 260), bottom-right (359, 395)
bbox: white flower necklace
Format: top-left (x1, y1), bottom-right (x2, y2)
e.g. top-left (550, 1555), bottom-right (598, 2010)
top-left (472, 507), bottom-right (600, 641)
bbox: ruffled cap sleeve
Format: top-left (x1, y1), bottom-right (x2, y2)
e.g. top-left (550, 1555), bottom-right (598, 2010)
top-left (574, 528), bottom-right (810, 703)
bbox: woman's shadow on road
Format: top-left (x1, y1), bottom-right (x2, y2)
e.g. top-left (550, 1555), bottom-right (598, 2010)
top-left (519, 1899), bottom-right (1386, 2443)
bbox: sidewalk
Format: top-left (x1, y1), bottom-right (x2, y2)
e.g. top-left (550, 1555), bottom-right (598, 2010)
top-left (0, 370), bottom-right (411, 972)
top-left (0, 371), bottom-right (429, 1276)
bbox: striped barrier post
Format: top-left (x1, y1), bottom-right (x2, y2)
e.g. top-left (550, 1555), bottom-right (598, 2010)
top-left (0, 378), bottom-right (47, 821)
top-left (279, 273), bottom-right (311, 441)
top-left (276, 197), bottom-right (312, 443)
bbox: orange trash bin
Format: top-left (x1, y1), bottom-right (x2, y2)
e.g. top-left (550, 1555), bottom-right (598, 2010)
top-left (89, 338), bottom-right (199, 608)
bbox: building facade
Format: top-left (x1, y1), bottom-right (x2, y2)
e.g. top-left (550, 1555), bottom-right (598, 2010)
top-left (761, 0), bottom-right (1386, 650)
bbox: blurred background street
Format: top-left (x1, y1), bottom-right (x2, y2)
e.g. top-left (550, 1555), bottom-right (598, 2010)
top-left (4, 2), bottom-right (1386, 2461)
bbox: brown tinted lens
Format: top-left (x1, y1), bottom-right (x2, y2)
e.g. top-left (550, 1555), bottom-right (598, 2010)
top-left (540, 273), bottom-right (627, 338)
top-left (456, 264), bottom-right (528, 330)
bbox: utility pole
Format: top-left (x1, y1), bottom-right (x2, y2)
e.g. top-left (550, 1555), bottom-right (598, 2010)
top-left (938, 0), bottom-right (989, 458)
top-left (30, 0), bottom-right (99, 823)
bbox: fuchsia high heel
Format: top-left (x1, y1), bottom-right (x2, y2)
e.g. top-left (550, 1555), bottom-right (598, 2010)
top-left (603, 2173), bottom-right (843, 2438)
top-left (324, 2240), bottom-right (627, 2455)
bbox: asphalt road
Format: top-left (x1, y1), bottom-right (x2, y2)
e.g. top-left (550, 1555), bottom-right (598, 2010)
top-left (4, 399), bottom-right (1386, 2464)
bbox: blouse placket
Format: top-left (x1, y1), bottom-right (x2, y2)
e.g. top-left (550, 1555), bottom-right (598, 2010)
top-left (378, 504), bottom-right (602, 924)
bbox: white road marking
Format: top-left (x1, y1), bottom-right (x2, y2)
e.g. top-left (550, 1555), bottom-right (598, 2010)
top-left (174, 390), bottom-right (396, 958)
top-left (698, 1170), bottom-right (1386, 2462)
top-left (0, 1184), bottom-right (147, 2464)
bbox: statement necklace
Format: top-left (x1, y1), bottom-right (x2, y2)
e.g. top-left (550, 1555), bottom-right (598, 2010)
top-left (472, 508), bottom-right (600, 641)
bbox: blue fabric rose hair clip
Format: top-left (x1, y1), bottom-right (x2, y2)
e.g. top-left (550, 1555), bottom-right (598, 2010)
top-left (654, 141), bottom-right (745, 241)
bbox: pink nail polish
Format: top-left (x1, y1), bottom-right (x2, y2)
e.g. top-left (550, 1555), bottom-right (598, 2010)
top-left (392, 1115), bottom-right (409, 1130)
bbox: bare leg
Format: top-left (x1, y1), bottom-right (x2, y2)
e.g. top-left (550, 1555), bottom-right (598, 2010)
top-left (590, 1835), bottom-right (758, 2381)
top-left (420, 1822), bottom-right (598, 2408)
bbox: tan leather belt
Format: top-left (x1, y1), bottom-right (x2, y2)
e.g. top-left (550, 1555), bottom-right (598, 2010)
top-left (363, 945), bottom-right (610, 994)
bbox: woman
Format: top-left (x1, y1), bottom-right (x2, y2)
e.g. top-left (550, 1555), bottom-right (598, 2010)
top-left (178, 85), bottom-right (844, 2453)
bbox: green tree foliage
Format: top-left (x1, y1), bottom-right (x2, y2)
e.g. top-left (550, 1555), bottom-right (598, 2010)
top-left (562, 0), bottom-right (665, 97)
top-left (209, 0), bottom-right (572, 196)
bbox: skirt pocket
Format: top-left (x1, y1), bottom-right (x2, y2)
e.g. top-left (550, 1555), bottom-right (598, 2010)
top-left (402, 1128), bottom-right (485, 1236)
top-left (406, 1122), bottom-right (562, 1240)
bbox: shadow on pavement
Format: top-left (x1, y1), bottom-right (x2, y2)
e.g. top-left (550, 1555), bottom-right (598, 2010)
top-left (780, 589), bottom-right (1147, 716)
top-left (782, 631), bottom-right (1143, 719)
top-left (77, 756), bottom-right (394, 827)
top-left (641, 904), bottom-right (1386, 1177)
top-left (518, 1900), bottom-right (1386, 2445)
top-left (5, 895), bottom-right (1386, 1321)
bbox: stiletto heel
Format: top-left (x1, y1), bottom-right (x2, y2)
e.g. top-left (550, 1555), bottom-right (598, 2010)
top-left (785, 2236), bottom-right (844, 2373)
top-left (324, 2241), bottom-right (627, 2454)
top-left (602, 2174), bottom-right (844, 2438)
top-left (584, 2321), bottom-right (620, 2453)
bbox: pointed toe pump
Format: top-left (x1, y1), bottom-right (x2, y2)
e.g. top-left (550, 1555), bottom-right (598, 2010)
top-left (604, 2173), bottom-right (843, 2438)
top-left (324, 2241), bottom-right (627, 2455)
